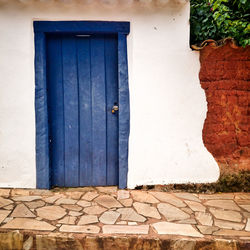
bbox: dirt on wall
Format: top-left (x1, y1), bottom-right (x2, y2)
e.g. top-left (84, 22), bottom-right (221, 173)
top-left (199, 40), bottom-right (250, 175)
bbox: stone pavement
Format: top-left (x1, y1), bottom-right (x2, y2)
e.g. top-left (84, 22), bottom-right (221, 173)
top-left (0, 187), bottom-right (250, 249)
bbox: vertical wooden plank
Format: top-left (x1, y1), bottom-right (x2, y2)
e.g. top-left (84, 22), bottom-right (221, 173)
top-left (118, 33), bottom-right (130, 189)
top-left (91, 35), bottom-right (107, 186)
top-left (47, 35), bottom-right (65, 187)
top-left (77, 37), bottom-right (93, 186)
top-left (105, 35), bottom-right (119, 185)
top-left (34, 32), bottom-right (50, 189)
top-left (62, 36), bottom-right (79, 187)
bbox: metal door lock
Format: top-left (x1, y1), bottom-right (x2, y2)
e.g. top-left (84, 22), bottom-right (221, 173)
top-left (112, 104), bottom-right (119, 114)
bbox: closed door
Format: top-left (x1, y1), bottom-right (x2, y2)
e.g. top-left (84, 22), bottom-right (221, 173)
top-left (46, 34), bottom-right (119, 187)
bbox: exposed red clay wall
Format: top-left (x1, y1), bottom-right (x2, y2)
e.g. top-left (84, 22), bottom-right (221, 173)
top-left (199, 42), bottom-right (250, 174)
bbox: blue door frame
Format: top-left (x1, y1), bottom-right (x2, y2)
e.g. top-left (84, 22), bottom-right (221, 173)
top-left (34, 21), bottom-right (130, 189)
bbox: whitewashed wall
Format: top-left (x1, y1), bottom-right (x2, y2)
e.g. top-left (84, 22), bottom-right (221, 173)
top-left (0, 0), bottom-right (219, 188)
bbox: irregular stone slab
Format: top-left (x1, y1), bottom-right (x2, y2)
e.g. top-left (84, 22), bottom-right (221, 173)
top-left (150, 192), bottom-right (184, 207)
top-left (152, 222), bottom-right (203, 237)
top-left (77, 200), bottom-right (91, 208)
top-left (116, 208), bottom-right (146, 222)
top-left (1, 218), bottom-right (56, 231)
top-left (213, 229), bottom-right (250, 237)
top-left (0, 189), bottom-right (10, 197)
top-left (235, 194), bottom-right (250, 200)
top-left (157, 203), bottom-right (190, 221)
top-left (195, 212), bottom-right (213, 226)
top-left (133, 202), bottom-right (161, 219)
top-left (197, 225), bottom-right (219, 235)
top-left (209, 208), bottom-right (242, 222)
top-left (62, 204), bottom-right (82, 212)
top-left (0, 210), bottom-right (11, 224)
top-left (204, 200), bottom-right (240, 211)
top-left (2, 205), bottom-right (14, 210)
top-left (117, 190), bottom-right (130, 200)
top-left (181, 207), bottom-right (193, 215)
top-left (0, 197), bottom-right (13, 208)
top-left (185, 201), bottom-right (206, 212)
top-left (239, 205), bottom-right (250, 212)
top-left (240, 237), bottom-right (250, 240)
top-left (94, 195), bottom-right (122, 209)
top-left (58, 216), bottom-right (76, 225)
top-left (25, 200), bottom-right (45, 209)
top-left (199, 194), bottom-right (234, 200)
top-left (83, 205), bottom-right (107, 215)
top-left (128, 222), bottom-right (137, 225)
top-left (68, 211), bottom-right (82, 217)
top-left (55, 198), bottom-right (77, 205)
top-left (60, 225), bottom-right (100, 233)
top-left (102, 225), bottom-right (149, 234)
top-left (236, 199), bottom-right (249, 205)
top-left (43, 195), bottom-right (64, 204)
top-left (177, 218), bottom-right (197, 224)
top-left (12, 196), bottom-right (42, 202)
top-left (96, 186), bottom-right (117, 194)
top-left (131, 191), bottom-right (159, 204)
top-left (246, 219), bottom-right (250, 232)
top-left (81, 192), bottom-right (99, 201)
top-left (120, 198), bottom-right (133, 207)
top-left (99, 211), bottom-right (120, 224)
top-left (36, 206), bottom-right (66, 220)
top-left (214, 219), bottom-right (245, 230)
top-left (11, 189), bottom-right (30, 196)
top-left (29, 189), bottom-right (53, 196)
top-left (243, 212), bottom-right (250, 218)
top-left (68, 186), bottom-right (96, 192)
top-left (11, 204), bottom-right (35, 218)
top-left (65, 191), bottom-right (83, 200)
top-left (116, 221), bottom-right (127, 225)
top-left (3, 217), bottom-right (13, 223)
top-left (78, 215), bottom-right (98, 225)
top-left (174, 193), bottom-right (201, 203)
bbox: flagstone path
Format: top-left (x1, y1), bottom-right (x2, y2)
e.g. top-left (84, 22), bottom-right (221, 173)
top-left (0, 187), bottom-right (249, 248)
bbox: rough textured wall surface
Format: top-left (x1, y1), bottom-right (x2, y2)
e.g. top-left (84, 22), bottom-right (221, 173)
top-left (200, 42), bottom-right (250, 174)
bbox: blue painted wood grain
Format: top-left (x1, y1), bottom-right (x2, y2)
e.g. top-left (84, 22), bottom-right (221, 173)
top-left (90, 35), bottom-right (107, 186)
top-left (34, 21), bottom-right (130, 35)
top-left (77, 37), bottom-right (93, 186)
top-left (118, 33), bottom-right (130, 189)
top-left (62, 36), bottom-right (79, 187)
top-left (105, 35), bottom-right (119, 185)
top-left (34, 21), bottom-right (130, 189)
top-left (35, 32), bottom-right (50, 189)
top-left (47, 35), bottom-right (65, 186)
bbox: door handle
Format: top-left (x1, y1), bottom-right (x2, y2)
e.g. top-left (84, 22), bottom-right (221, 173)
top-left (112, 104), bottom-right (119, 114)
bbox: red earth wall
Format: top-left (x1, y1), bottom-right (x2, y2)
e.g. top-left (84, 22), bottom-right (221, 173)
top-left (199, 42), bottom-right (250, 174)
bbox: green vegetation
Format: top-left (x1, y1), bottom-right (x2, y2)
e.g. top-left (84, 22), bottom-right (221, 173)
top-left (190, 0), bottom-right (250, 47)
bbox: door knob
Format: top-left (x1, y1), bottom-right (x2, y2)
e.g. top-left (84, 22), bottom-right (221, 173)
top-left (112, 104), bottom-right (119, 114)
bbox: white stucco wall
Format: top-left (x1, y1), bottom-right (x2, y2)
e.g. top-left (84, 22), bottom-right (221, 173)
top-left (0, 0), bottom-right (219, 188)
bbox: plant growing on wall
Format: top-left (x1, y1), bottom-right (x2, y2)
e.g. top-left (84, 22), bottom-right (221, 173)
top-left (190, 0), bottom-right (250, 47)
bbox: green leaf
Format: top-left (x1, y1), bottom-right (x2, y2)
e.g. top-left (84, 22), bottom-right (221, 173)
top-left (190, 0), bottom-right (250, 47)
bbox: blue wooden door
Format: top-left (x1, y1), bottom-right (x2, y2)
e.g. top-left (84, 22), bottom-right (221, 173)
top-left (47, 34), bottom-right (119, 187)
